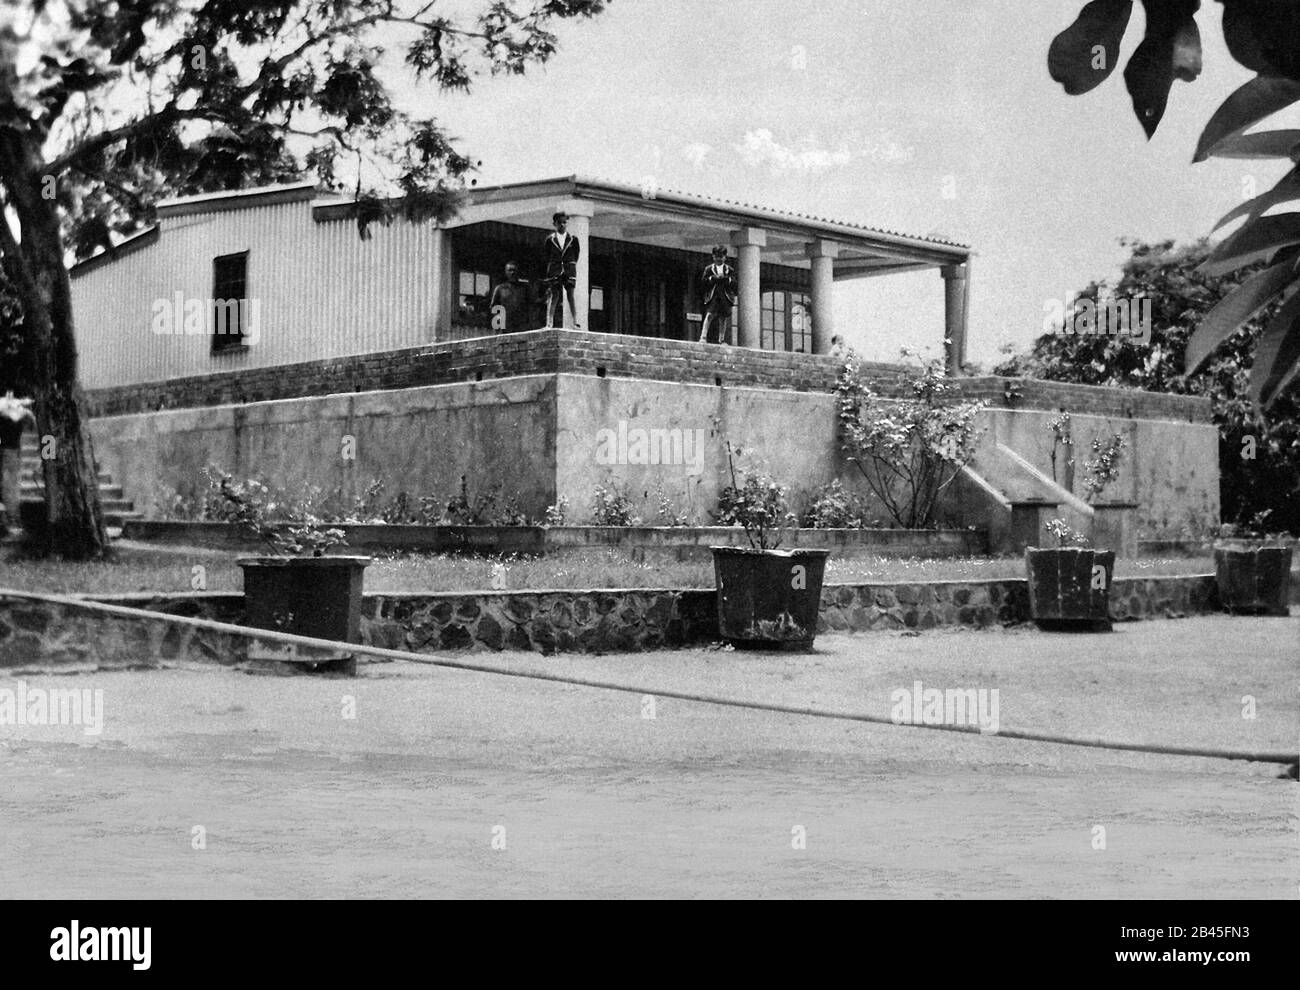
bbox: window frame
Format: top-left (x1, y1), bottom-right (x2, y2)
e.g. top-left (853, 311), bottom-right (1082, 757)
top-left (210, 250), bottom-right (250, 354)
top-left (760, 289), bottom-right (811, 352)
top-left (456, 267), bottom-right (495, 327)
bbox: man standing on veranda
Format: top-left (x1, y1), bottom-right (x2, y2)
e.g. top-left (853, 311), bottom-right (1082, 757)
top-left (542, 212), bottom-right (581, 330)
top-left (489, 260), bottom-right (531, 333)
top-left (699, 246), bottom-right (738, 344)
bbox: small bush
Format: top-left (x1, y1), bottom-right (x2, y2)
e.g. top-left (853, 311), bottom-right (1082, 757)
top-left (544, 497), bottom-right (569, 526)
top-left (655, 487), bottom-right (691, 527)
top-left (444, 475), bottom-right (499, 525)
top-left (1045, 518), bottom-right (1089, 548)
top-left (592, 482), bottom-right (641, 526)
top-left (716, 445), bottom-right (795, 549)
top-left (495, 494), bottom-right (533, 527)
top-left (802, 480), bottom-right (869, 529)
top-left (202, 466), bottom-right (346, 556)
top-left (151, 484), bottom-right (202, 521)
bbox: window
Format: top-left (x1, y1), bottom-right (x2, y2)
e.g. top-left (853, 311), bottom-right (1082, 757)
top-left (211, 252), bottom-right (249, 353)
top-left (457, 269), bottom-right (493, 325)
top-left (790, 294), bottom-right (812, 353)
top-left (761, 289), bottom-right (812, 352)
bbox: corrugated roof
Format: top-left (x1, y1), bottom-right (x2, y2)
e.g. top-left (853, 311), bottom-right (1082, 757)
top-left (81, 175), bottom-right (969, 269)
top-left (578, 175), bottom-right (968, 250)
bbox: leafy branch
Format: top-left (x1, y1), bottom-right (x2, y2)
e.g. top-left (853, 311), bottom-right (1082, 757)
top-left (836, 350), bottom-right (986, 529)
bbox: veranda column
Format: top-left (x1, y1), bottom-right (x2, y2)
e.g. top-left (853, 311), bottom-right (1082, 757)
top-left (806, 239), bottom-right (839, 355)
top-left (558, 198), bottom-right (595, 331)
top-left (942, 262), bottom-right (970, 376)
top-left (731, 226), bottom-right (767, 349)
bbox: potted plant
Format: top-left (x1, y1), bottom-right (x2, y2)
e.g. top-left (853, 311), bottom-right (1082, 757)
top-left (1025, 518), bottom-right (1115, 631)
top-left (1213, 521), bottom-right (1293, 616)
top-left (711, 444), bottom-right (829, 650)
top-left (207, 469), bottom-right (370, 674)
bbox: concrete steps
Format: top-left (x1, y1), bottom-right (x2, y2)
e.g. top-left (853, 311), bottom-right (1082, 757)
top-left (17, 441), bottom-right (141, 531)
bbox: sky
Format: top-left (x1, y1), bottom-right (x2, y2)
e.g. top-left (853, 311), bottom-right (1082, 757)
top-left (399, 0), bottom-right (1290, 365)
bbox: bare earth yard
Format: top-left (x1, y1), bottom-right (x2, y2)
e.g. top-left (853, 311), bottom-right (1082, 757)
top-left (0, 616), bottom-right (1295, 898)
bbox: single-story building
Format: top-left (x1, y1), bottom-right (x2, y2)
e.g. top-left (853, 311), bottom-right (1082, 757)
top-left (69, 175), bottom-right (974, 389)
top-left (58, 178), bottom-right (1217, 549)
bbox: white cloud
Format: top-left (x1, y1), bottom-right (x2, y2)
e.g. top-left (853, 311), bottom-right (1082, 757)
top-left (681, 142), bottom-right (712, 170)
top-left (733, 129), bottom-right (853, 176)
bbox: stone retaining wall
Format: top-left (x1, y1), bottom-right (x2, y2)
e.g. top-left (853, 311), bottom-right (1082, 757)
top-left (43, 572), bottom-right (1234, 661)
top-left (0, 593), bottom-right (342, 673)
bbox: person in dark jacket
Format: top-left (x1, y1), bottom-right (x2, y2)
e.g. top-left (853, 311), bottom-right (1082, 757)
top-left (542, 212), bottom-right (581, 330)
top-left (699, 246), bottom-right (737, 344)
top-left (489, 261), bottom-right (531, 333)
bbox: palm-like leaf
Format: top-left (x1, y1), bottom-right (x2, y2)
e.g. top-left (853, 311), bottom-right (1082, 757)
top-left (1186, 254), bottom-right (1298, 372)
top-left (1249, 288), bottom-right (1300, 405)
top-left (1188, 76), bottom-right (1300, 405)
top-left (1047, 3), bottom-right (1300, 408)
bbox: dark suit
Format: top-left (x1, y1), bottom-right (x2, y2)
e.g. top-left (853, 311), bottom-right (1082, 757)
top-left (700, 263), bottom-right (738, 310)
top-left (542, 232), bottom-right (580, 288)
top-left (699, 262), bottom-right (737, 344)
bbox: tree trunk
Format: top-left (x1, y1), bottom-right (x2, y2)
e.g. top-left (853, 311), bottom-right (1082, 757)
top-left (0, 129), bottom-right (108, 559)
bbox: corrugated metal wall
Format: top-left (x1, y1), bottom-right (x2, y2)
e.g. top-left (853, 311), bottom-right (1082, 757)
top-left (73, 200), bottom-right (444, 388)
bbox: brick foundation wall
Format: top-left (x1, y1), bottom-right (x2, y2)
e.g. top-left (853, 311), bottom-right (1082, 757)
top-left (84, 329), bottom-right (1212, 424)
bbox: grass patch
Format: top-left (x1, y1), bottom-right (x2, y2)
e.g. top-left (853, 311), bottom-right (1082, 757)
top-left (0, 541), bottom-right (1217, 596)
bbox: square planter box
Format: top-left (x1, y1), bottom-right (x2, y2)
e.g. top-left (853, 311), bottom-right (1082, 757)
top-left (712, 547), bottom-right (830, 650)
top-left (1213, 545), bottom-right (1292, 616)
top-left (238, 555), bottom-right (371, 673)
top-left (1025, 547), bottom-right (1116, 631)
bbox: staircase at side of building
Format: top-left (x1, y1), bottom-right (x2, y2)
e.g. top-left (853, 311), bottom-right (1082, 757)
top-left (18, 434), bottom-right (141, 536)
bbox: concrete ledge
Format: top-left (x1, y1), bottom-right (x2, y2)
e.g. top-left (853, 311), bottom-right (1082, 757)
top-left (120, 521), bottom-right (988, 559)
top-left (120, 521), bottom-right (550, 555)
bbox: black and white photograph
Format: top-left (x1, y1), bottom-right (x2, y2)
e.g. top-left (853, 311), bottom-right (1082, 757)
top-left (0, 0), bottom-right (1296, 947)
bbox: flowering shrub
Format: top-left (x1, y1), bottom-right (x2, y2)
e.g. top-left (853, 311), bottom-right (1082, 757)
top-left (203, 467), bottom-right (346, 557)
top-left (802, 479), bottom-right (870, 529)
top-left (836, 351), bottom-right (985, 529)
top-left (1081, 433), bottom-right (1127, 503)
top-left (655, 487), bottom-right (690, 527)
top-left (1045, 518), bottom-right (1089, 548)
top-left (591, 481), bottom-right (641, 526)
top-left (544, 497), bottom-right (569, 526)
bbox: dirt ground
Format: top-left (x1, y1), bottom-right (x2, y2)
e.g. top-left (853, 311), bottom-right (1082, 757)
top-left (1, 616), bottom-right (1296, 899)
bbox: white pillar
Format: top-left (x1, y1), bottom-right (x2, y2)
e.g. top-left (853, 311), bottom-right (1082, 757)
top-left (731, 226), bottom-right (767, 349)
top-left (558, 198), bottom-right (594, 331)
top-left (942, 262), bottom-right (970, 375)
top-left (806, 239), bottom-right (839, 355)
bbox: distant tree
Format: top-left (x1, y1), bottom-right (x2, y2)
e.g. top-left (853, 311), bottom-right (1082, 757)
top-left (995, 238), bottom-right (1300, 534)
top-left (1046, 0), bottom-right (1300, 410)
top-left (0, 0), bottom-right (606, 557)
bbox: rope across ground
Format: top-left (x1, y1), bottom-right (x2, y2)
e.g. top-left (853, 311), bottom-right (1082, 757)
top-left (3, 589), bottom-right (1294, 775)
